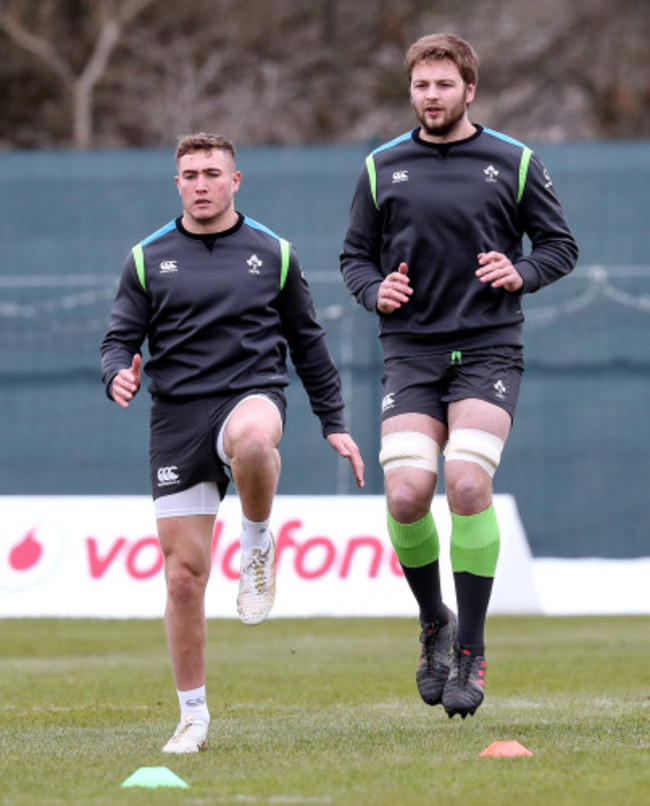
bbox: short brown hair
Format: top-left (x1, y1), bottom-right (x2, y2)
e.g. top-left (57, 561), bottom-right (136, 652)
top-left (175, 132), bottom-right (236, 166)
top-left (405, 33), bottom-right (478, 86)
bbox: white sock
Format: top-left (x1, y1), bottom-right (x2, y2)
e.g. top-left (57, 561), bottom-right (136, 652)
top-left (240, 515), bottom-right (271, 553)
top-left (177, 685), bottom-right (210, 724)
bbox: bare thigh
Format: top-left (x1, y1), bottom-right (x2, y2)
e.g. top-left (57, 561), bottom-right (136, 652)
top-left (157, 514), bottom-right (215, 580)
top-left (447, 398), bottom-right (512, 440)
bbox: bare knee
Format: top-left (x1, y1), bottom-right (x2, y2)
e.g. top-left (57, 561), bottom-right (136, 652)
top-left (231, 425), bottom-right (277, 468)
top-left (157, 514), bottom-right (214, 609)
top-left (445, 464), bottom-right (492, 514)
top-left (165, 559), bottom-right (207, 605)
top-left (385, 471), bottom-right (436, 523)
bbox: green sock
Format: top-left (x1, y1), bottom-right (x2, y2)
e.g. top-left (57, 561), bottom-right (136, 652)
top-left (450, 505), bottom-right (500, 577)
top-left (387, 510), bottom-right (439, 568)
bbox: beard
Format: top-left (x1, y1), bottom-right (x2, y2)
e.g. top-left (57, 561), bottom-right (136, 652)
top-left (414, 100), bottom-right (468, 140)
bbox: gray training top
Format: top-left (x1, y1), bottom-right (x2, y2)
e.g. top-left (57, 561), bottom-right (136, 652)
top-left (340, 126), bottom-right (579, 359)
top-left (101, 213), bottom-right (346, 437)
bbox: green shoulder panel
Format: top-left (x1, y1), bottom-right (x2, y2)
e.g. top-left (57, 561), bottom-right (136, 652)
top-left (132, 243), bottom-right (146, 291)
top-left (279, 237), bottom-right (291, 290)
top-left (518, 147), bottom-right (533, 204)
top-left (365, 154), bottom-right (379, 209)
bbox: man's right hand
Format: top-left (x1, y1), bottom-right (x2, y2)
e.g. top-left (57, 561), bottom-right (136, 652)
top-left (111, 354), bottom-right (142, 408)
top-left (377, 262), bottom-right (412, 313)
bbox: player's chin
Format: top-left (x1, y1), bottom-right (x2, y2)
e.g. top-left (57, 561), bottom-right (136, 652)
top-left (192, 204), bottom-right (214, 217)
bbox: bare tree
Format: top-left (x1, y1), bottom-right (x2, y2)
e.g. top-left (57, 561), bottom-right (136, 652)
top-left (0, 0), bottom-right (649, 148)
top-left (0, 0), bottom-right (158, 147)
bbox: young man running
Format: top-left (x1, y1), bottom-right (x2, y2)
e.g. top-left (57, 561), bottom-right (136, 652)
top-left (341, 34), bottom-right (577, 718)
top-left (102, 132), bottom-right (364, 752)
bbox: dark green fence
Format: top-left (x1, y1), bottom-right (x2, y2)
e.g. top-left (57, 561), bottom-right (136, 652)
top-left (1, 140), bottom-right (649, 558)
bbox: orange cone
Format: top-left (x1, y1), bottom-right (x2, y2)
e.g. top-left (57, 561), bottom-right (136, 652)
top-left (480, 740), bottom-right (533, 757)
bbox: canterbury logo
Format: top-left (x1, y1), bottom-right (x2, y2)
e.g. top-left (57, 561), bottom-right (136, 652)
top-left (381, 393), bottom-right (396, 413)
top-left (159, 260), bottom-right (178, 273)
top-left (543, 168), bottom-right (553, 189)
top-left (392, 170), bottom-right (409, 183)
top-left (157, 466), bottom-right (180, 485)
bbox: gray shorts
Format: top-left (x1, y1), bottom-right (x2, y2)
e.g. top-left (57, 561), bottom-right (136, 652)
top-left (149, 388), bottom-right (286, 501)
top-left (380, 347), bottom-right (524, 425)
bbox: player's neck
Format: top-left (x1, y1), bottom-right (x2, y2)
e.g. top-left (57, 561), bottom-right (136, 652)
top-left (418, 118), bottom-right (476, 145)
top-left (181, 208), bottom-right (239, 235)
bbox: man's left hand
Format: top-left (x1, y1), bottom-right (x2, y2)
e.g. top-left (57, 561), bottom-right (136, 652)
top-left (326, 433), bottom-right (365, 488)
top-left (476, 251), bottom-right (523, 292)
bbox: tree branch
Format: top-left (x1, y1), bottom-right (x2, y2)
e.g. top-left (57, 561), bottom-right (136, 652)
top-left (0, 10), bottom-right (75, 86)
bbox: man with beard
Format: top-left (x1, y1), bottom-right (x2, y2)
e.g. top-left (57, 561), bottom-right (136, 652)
top-left (340, 33), bottom-right (578, 718)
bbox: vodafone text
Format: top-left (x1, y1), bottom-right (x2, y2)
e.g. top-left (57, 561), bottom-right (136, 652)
top-left (85, 519), bottom-right (404, 581)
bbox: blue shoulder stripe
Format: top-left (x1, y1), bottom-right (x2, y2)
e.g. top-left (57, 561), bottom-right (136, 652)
top-left (482, 127), bottom-right (527, 150)
top-left (140, 219), bottom-right (176, 247)
top-left (243, 215), bottom-right (282, 241)
top-left (371, 131), bottom-right (412, 156)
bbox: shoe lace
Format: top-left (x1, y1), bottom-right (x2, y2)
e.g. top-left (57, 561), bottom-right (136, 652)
top-left (458, 648), bottom-right (484, 685)
top-left (172, 717), bottom-right (196, 741)
top-left (419, 620), bottom-right (443, 667)
top-left (243, 548), bottom-right (267, 593)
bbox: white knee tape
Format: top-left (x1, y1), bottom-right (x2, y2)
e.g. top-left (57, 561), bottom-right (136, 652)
top-left (379, 431), bottom-right (440, 473)
top-left (443, 428), bottom-right (504, 478)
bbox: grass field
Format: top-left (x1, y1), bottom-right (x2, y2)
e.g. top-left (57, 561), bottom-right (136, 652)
top-left (0, 616), bottom-right (648, 805)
